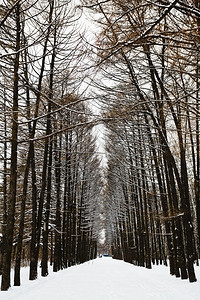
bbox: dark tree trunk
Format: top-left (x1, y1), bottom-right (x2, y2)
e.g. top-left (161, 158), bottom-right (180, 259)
top-left (14, 24), bottom-right (33, 285)
top-left (29, 145), bottom-right (38, 280)
top-left (62, 132), bottom-right (70, 268)
top-left (29, 1), bottom-right (55, 280)
top-left (41, 23), bottom-right (56, 275)
top-left (14, 151), bottom-right (31, 286)
top-left (1, 3), bottom-right (20, 291)
top-left (41, 140), bottom-right (52, 276)
top-left (53, 131), bottom-right (62, 272)
top-left (0, 97), bottom-right (8, 276)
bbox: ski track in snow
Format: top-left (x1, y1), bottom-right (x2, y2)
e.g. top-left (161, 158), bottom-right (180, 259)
top-left (1, 257), bottom-right (200, 300)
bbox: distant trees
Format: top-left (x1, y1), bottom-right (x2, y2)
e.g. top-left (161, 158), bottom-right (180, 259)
top-left (83, 0), bottom-right (200, 282)
top-left (0, 0), bottom-right (102, 291)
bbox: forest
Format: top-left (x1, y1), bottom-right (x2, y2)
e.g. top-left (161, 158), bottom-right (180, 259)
top-left (0, 0), bottom-right (200, 291)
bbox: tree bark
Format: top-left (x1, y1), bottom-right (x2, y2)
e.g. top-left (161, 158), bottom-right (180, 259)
top-left (1, 2), bottom-right (20, 291)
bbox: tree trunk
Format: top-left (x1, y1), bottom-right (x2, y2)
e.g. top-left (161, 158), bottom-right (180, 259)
top-left (53, 131), bottom-right (62, 272)
top-left (41, 140), bottom-right (52, 276)
top-left (1, 3), bottom-right (20, 291)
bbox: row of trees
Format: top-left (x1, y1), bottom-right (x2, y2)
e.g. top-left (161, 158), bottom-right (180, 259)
top-left (0, 0), bottom-right (103, 291)
top-left (83, 0), bottom-right (200, 282)
top-left (1, 0), bottom-right (200, 292)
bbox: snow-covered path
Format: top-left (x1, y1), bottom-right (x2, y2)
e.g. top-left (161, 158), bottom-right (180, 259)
top-left (1, 257), bottom-right (200, 300)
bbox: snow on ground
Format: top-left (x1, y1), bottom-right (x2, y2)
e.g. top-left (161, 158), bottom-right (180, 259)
top-left (1, 257), bottom-right (200, 300)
